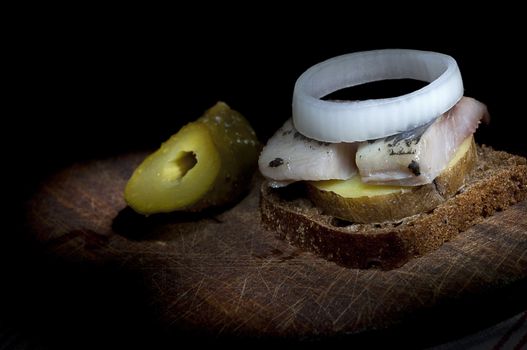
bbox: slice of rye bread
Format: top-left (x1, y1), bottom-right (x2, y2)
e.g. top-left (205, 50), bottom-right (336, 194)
top-left (260, 145), bottom-right (527, 270)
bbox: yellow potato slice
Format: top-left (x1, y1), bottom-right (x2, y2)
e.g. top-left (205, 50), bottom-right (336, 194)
top-left (307, 136), bottom-right (477, 223)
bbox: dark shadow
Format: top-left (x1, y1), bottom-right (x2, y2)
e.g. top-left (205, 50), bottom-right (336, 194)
top-left (111, 201), bottom-right (241, 241)
top-left (266, 181), bottom-right (308, 202)
top-left (1, 225), bottom-right (167, 350)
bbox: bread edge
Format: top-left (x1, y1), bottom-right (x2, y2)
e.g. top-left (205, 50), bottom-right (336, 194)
top-left (260, 146), bottom-right (527, 270)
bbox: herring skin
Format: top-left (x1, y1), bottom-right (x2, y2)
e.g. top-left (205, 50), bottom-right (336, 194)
top-left (357, 97), bottom-right (488, 186)
top-left (258, 119), bottom-right (357, 186)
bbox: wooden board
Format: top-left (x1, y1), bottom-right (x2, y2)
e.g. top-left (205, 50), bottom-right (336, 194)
top-left (25, 152), bottom-right (527, 344)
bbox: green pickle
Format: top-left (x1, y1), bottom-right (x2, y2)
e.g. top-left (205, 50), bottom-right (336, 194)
top-left (124, 102), bottom-right (260, 215)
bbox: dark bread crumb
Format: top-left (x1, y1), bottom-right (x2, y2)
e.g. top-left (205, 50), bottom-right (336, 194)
top-left (260, 145), bottom-right (527, 270)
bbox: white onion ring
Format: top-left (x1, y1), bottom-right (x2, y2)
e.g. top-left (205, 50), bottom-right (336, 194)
top-left (292, 49), bottom-right (464, 142)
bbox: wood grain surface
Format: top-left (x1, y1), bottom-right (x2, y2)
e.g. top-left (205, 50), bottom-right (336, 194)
top-left (24, 152), bottom-right (527, 343)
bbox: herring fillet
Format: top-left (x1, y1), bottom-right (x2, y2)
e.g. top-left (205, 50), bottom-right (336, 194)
top-left (356, 97), bottom-right (488, 186)
top-left (258, 119), bottom-right (357, 186)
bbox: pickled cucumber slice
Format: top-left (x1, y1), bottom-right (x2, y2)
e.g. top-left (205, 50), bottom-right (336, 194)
top-left (125, 102), bottom-right (260, 215)
top-left (307, 136), bottom-right (477, 223)
top-left (197, 102), bottom-right (260, 208)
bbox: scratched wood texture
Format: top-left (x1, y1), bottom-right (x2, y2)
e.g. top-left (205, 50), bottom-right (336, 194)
top-left (25, 152), bottom-right (527, 341)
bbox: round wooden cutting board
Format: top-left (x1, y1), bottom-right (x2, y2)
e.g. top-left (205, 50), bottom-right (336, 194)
top-left (24, 152), bottom-right (527, 346)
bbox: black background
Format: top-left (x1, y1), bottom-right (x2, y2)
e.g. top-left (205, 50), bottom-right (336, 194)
top-left (14, 33), bottom-right (527, 191)
top-left (12, 19), bottom-right (527, 193)
top-left (4, 14), bottom-right (527, 349)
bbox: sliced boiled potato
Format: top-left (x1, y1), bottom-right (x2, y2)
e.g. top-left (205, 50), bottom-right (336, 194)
top-left (307, 136), bottom-right (477, 223)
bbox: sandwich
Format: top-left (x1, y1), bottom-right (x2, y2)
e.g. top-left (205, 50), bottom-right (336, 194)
top-left (258, 49), bottom-right (527, 269)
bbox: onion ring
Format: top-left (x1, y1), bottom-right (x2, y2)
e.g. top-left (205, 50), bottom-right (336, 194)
top-left (292, 49), bottom-right (464, 142)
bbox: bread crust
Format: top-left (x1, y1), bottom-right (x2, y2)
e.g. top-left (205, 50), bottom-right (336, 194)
top-left (260, 146), bottom-right (527, 269)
